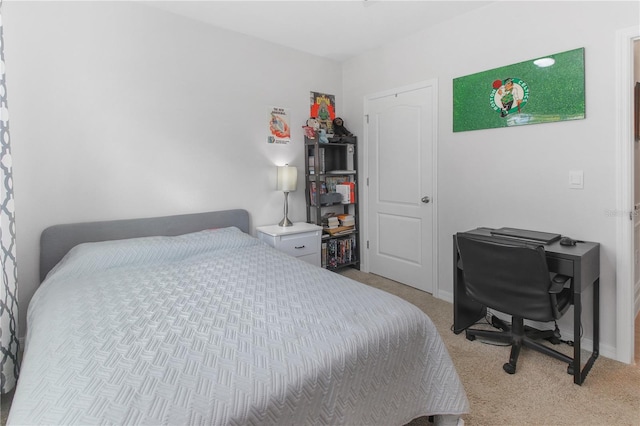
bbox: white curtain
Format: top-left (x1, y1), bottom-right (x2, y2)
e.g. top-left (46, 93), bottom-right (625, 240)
top-left (0, 6), bottom-right (19, 394)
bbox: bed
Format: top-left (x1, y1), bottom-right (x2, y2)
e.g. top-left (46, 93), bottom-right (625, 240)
top-left (8, 209), bottom-right (469, 425)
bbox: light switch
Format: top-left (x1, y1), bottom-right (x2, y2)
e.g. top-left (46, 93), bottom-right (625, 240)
top-left (569, 170), bottom-right (583, 189)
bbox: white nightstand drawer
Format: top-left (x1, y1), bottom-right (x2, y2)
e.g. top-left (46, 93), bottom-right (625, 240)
top-left (256, 223), bottom-right (322, 267)
top-left (276, 233), bottom-right (318, 257)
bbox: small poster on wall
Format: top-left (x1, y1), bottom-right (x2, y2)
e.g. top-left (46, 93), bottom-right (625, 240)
top-left (310, 91), bottom-right (336, 134)
top-left (453, 47), bottom-right (585, 132)
top-left (267, 106), bottom-right (291, 144)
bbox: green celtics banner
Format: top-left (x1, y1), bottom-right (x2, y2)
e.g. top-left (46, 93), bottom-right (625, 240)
top-left (453, 48), bottom-right (585, 132)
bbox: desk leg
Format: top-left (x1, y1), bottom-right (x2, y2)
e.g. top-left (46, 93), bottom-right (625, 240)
top-left (580, 279), bottom-right (600, 384)
top-left (573, 290), bottom-right (582, 385)
top-left (593, 279), bottom-right (600, 357)
top-left (572, 278), bottom-right (600, 385)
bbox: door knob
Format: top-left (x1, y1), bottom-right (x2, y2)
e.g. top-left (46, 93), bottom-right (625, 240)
top-left (421, 196), bottom-right (430, 203)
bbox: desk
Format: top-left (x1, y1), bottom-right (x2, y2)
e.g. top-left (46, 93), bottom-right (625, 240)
top-left (453, 227), bottom-right (600, 385)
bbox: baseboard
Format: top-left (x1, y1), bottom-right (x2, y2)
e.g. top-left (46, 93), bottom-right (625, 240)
top-left (437, 289), bottom-right (454, 304)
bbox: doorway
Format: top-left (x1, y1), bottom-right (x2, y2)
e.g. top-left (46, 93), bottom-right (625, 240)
top-left (363, 80), bottom-right (438, 294)
top-left (634, 38), bottom-right (640, 365)
top-left (616, 26), bottom-right (639, 365)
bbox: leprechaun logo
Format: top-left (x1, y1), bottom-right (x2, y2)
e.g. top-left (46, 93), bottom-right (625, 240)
top-left (490, 78), bottom-right (530, 117)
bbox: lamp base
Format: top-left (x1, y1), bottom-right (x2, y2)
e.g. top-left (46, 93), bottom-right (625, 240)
top-left (279, 191), bottom-right (293, 227)
top-left (278, 217), bottom-right (293, 227)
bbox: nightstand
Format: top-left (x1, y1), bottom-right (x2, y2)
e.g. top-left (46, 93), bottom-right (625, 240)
top-left (256, 222), bottom-right (322, 267)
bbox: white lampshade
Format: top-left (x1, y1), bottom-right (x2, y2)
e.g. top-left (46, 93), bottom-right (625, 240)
top-left (277, 165), bottom-right (297, 192)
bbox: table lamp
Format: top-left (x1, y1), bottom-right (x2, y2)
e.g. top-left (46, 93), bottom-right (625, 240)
top-left (277, 164), bottom-right (297, 227)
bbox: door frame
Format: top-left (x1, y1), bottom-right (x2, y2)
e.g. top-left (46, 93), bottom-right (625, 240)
top-left (616, 25), bottom-right (639, 364)
top-left (361, 79), bottom-right (440, 296)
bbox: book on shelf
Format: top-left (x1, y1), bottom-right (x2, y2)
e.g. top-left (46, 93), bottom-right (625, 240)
top-left (326, 218), bottom-right (339, 228)
top-left (337, 214), bottom-right (355, 227)
top-left (335, 183), bottom-right (356, 204)
top-left (346, 182), bottom-right (355, 203)
top-left (327, 170), bottom-right (355, 175)
top-left (326, 239), bottom-right (338, 268)
top-left (324, 226), bottom-right (354, 236)
top-left (322, 213), bottom-right (340, 229)
top-left (321, 242), bottom-right (327, 268)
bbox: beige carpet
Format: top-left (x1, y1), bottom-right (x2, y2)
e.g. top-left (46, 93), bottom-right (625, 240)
top-left (339, 269), bottom-right (640, 426)
top-left (2, 270), bottom-right (639, 426)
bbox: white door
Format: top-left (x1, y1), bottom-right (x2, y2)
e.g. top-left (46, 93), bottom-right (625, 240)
top-left (366, 82), bottom-right (437, 293)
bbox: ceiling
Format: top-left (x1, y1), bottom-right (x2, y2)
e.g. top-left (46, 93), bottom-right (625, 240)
top-left (145, 1), bottom-right (493, 62)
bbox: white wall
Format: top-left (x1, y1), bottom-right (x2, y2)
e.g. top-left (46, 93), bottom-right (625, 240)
top-left (342, 1), bottom-right (639, 360)
top-left (3, 1), bottom-right (342, 337)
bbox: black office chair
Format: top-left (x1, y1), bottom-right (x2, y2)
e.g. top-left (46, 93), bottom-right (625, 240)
top-left (456, 232), bottom-right (574, 375)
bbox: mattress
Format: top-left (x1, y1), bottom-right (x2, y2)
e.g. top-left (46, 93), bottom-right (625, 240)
top-left (8, 227), bottom-right (468, 425)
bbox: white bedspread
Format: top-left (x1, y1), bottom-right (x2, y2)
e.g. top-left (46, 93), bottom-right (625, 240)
top-left (9, 227), bottom-right (468, 425)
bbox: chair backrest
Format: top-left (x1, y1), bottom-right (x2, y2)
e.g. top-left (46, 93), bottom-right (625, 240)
top-left (456, 233), bottom-right (556, 322)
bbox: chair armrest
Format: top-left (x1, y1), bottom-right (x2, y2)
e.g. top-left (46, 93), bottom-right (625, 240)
top-left (549, 274), bottom-right (571, 294)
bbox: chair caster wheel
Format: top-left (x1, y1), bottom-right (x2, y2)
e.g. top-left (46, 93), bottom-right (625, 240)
top-left (503, 363), bottom-right (516, 374)
top-left (466, 333), bottom-right (476, 341)
top-left (567, 364), bottom-right (574, 375)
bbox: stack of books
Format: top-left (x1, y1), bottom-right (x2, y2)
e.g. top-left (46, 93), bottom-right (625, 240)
top-left (322, 213), bottom-right (340, 230)
top-left (322, 213), bottom-right (355, 236)
top-left (337, 214), bottom-right (355, 228)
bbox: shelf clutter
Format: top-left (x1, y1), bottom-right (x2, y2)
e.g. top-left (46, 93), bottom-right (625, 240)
top-left (305, 123), bottom-right (359, 272)
top-left (309, 178), bottom-right (356, 206)
top-left (322, 213), bottom-right (355, 236)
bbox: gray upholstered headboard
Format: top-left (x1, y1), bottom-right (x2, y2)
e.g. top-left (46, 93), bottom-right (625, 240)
top-left (39, 209), bottom-right (250, 283)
